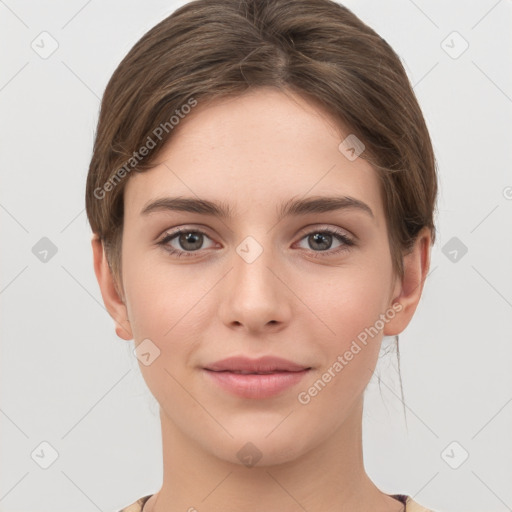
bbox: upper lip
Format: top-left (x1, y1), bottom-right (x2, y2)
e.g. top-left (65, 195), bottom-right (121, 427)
top-left (204, 356), bottom-right (311, 373)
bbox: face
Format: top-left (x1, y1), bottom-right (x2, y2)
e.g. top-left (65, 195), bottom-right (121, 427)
top-left (115, 88), bottom-right (406, 465)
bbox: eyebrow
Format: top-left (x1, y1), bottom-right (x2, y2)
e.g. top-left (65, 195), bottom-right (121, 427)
top-left (140, 195), bottom-right (374, 221)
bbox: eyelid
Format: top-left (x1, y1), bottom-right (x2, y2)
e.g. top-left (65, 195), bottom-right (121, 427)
top-left (156, 224), bottom-right (215, 242)
top-left (157, 226), bottom-right (216, 249)
top-left (157, 223), bottom-right (353, 242)
top-left (295, 223), bottom-right (353, 239)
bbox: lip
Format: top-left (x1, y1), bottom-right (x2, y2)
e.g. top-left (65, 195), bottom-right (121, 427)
top-left (203, 368), bottom-right (311, 399)
top-left (204, 355), bottom-right (310, 373)
top-left (203, 356), bottom-right (311, 399)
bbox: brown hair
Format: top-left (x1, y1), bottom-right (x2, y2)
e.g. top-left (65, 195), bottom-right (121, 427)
top-left (86, 0), bottom-right (438, 294)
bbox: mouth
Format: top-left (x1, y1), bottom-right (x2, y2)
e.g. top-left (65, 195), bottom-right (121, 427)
top-left (202, 367), bottom-right (312, 399)
top-left (205, 369), bottom-right (310, 375)
top-left (202, 355), bottom-right (312, 399)
top-left (204, 355), bottom-right (311, 373)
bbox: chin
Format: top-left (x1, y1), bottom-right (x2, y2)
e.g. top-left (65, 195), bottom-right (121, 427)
top-left (204, 427), bottom-right (314, 469)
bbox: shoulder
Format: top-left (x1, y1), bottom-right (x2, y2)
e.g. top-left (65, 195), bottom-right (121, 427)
top-left (405, 496), bottom-right (437, 512)
top-left (117, 494), bottom-right (153, 512)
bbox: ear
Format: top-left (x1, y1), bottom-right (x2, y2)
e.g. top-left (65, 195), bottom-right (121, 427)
top-left (91, 234), bottom-right (133, 341)
top-left (383, 227), bottom-right (432, 336)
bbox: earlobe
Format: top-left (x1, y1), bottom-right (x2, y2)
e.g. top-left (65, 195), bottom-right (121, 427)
top-left (383, 227), bottom-right (432, 337)
top-left (91, 234), bottom-right (133, 341)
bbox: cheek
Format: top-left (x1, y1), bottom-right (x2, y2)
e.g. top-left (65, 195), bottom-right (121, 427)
top-left (295, 275), bottom-right (390, 422)
top-left (122, 260), bottom-right (206, 405)
top-left (122, 257), bottom-right (215, 390)
top-left (303, 261), bottom-right (392, 337)
top-left (123, 253), bottom-right (201, 338)
top-left (299, 264), bottom-right (393, 399)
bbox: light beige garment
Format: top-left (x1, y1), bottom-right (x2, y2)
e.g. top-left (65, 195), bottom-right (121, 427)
top-left (118, 493), bottom-right (437, 512)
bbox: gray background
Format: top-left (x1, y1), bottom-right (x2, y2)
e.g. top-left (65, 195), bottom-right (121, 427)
top-left (1, 1), bottom-right (511, 511)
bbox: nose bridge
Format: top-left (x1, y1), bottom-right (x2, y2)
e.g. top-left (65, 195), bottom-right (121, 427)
top-left (219, 232), bottom-right (290, 331)
top-left (233, 232), bottom-right (279, 302)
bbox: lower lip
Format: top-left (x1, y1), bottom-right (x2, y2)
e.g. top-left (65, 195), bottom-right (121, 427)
top-left (203, 369), bottom-right (310, 399)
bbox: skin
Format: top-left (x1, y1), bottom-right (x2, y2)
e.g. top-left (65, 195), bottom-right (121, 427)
top-left (92, 87), bottom-right (431, 512)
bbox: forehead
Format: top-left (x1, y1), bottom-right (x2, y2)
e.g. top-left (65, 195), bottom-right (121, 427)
top-left (124, 88), bottom-right (384, 225)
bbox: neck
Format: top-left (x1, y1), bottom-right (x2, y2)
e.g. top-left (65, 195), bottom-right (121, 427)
top-left (145, 397), bottom-right (403, 512)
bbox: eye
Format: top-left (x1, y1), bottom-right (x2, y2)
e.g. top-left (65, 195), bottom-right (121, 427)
top-left (295, 227), bottom-right (355, 258)
top-left (157, 226), bottom-right (355, 259)
top-left (157, 228), bottom-right (216, 258)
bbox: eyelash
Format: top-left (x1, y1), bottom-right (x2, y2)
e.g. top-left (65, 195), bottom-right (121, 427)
top-left (156, 227), bottom-right (355, 260)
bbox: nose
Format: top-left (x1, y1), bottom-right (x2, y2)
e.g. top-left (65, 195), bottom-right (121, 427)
top-left (218, 240), bottom-right (292, 335)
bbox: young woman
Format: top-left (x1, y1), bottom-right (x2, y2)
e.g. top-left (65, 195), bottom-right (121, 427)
top-left (86, 1), bottom-right (438, 511)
